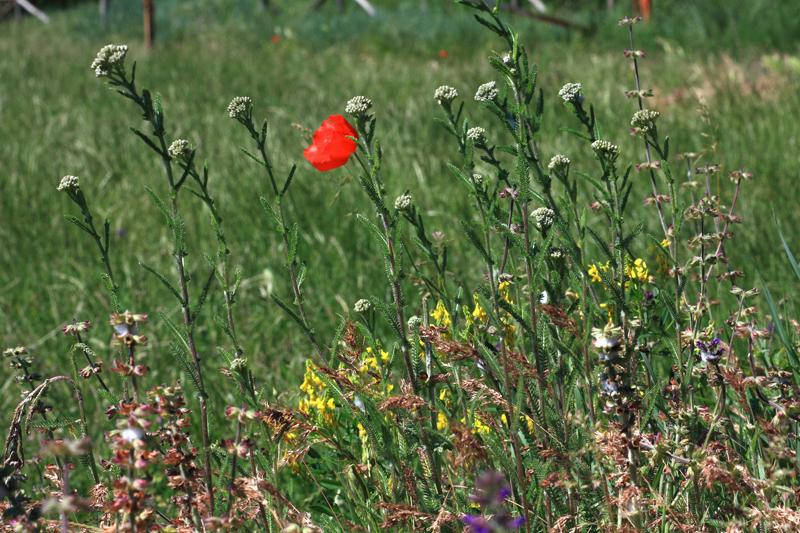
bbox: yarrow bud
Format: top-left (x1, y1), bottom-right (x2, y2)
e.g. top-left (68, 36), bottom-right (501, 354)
top-left (434, 85), bottom-right (459, 106)
top-left (591, 139), bottom-right (620, 157)
top-left (168, 139), bottom-right (192, 160)
top-left (230, 358), bottom-right (249, 371)
top-left (558, 82), bottom-right (583, 104)
top-left (474, 81), bottom-right (498, 102)
top-left (345, 95), bottom-right (372, 116)
top-left (57, 175), bottom-right (80, 192)
top-left (472, 173), bottom-right (484, 185)
top-left (466, 127), bottom-right (487, 145)
top-left (407, 315), bottom-right (422, 331)
top-left (394, 193), bottom-right (412, 210)
top-left (353, 299), bottom-right (371, 313)
top-left (531, 207), bottom-right (555, 231)
top-left (90, 44), bottom-right (128, 77)
top-left (63, 321), bottom-right (91, 336)
top-left (227, 96), bottom-right (252, 121)
top-left (630, 109), bottom-right (660, 133)
top-left (547, 154), bottom-right (570, 174)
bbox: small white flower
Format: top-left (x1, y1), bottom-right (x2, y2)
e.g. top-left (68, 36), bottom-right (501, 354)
top-left (227, 96), bottom-right (252, 120)
top-left (353, 299), bottom-right (371, 313)
top-left (434, 85), bottom-right (459, 105)
top-left (407, 315), bottom-right (422, 331)
top-left (591, 139), bottom-right (619, 156)
top-left (394, 193), bottom-right (412, 210)
top-left (548, 154), bottom-right (570, 173)
top-left (531, 207), bottom-right (555, 230)
top-left (631, 109), bottom-right (660, 133)
top-left (90, 44), bottom-right (128, 77)
top-left (57, 175), bottom-right (80, 192)
top-left (230, 357), bottom-right (248, 371)
top-left (558, 82), bottom-right (583, 104)
top-left (466, 127), bottom-right (487, 145)
top-left (345, 95), bottom-right (372, 115)
top-left (168, 139), bottom-right (192, 160)
top-left (474, 81), bottom-right (498, 102)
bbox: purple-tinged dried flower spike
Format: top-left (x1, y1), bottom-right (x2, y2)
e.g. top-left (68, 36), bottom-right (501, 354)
top-left (625, 88), bottom-right (654, 99)
top-left (623, 49), bottom-right (646, 58)
top-left (696, 338), bottom-right (724, 363)
top-left (474, 81), bottom-right (498, 102)
top-left (558, 82), bottom-right (583, 104)
top-left (729, 169), bottom-right (753, 182)
top-left (110, 311), bottom-right (148, 347)
top-left (63, 321), bottom-right (91, 336)
top-left (618, 15), bottom-right (643, 26)
top-left (90, 44), bottom-right (128, 77)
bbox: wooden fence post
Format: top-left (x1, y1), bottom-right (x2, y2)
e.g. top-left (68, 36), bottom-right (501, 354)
top-left (143, 0), bottom-right (154, 49)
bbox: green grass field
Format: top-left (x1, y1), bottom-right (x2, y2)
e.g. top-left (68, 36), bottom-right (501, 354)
top-left (2, 0), bottom-right (799, 437)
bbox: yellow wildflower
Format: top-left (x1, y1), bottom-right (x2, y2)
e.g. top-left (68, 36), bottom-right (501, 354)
top-left (471, 295), bottom-right (488, 323)
top-left (588, 262), bottom-right (610, 283)
top-left (625, 257), bottom-right (650, 283)
top-left (498, 280), bottom-right (513, 304)
top-left (661, 238), bottom-right (670, 248)
top-left (431, 300), bottom-right (452, 329)
top-left (436, 412), bottom-right (448, 431)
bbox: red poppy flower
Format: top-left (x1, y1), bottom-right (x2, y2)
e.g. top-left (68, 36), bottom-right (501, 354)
top-left (303, 115), bottom-right (358, 172)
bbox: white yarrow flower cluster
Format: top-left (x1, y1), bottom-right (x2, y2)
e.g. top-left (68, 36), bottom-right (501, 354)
top-left (354, 299), bottom-right (371, 313)
top-left (630, 109), bottom-right (660, 133)
top-left (474, 81), bottom-right (498, 102)
top-left (394, 193), bottom-right (412, 210)
top-left (558, 82), bottom-right (583, 104)
top-left (227, 96), bottom-right (252, 121)
top-left (591, 139), bottom-right (619, 156)
top-left (345, 95), bottom-right (372, 116)
top-left (168, 139), bottom-right (192, 160)
top-left (531, 207), bottom-right (555, 230)
top-left (434, 85), bottom-right (459, 105)
top-left (548, 154), bottom-right (570, 173)
top-left (57, 175), bottom-right (80, 192)
top-left (466, 127), bottom-right (487, 145)
top-left (90, 44), bottom-right (128, 77)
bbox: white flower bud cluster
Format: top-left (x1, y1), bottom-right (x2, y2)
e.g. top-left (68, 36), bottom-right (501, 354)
top-left (630, 109), bottom-right (660, 133)
top-left (407, 315), bottom-right (422, 331)
top-left (168, 139), bottom-right (192, 160)
top-left (57, 175), bottom-right (80, 192)
top-left (466, 127), bottom-right (487, 145)
top-left (227, 96), bottom-right (252, 121)
top-left (394, 193), bottom-right (412, 210)
top-left (434, 85), bottom-right (459, 105)
top-left (558, 82), bottom-right (583, 104)
top-left (354, 299), bottom-right (371, 313)
top-left (474, 81), bottom-right (498, 102)
top-left (591, 139), bottom-right (620, 156)
top-left (345, 95), bottom-right (372, 116)
top-left (548, 154), bottom-right (570, 173)
top-left (90, 44), bottom-right (128, 77)
top-left (531, 207), bottom-right (555, 230)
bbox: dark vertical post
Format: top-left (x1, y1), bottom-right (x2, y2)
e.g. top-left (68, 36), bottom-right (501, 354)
top-left (143, 0), bottom-right (155, 49)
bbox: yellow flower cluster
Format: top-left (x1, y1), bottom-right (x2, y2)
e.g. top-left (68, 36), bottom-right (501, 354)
top-left (431, 300), bottom-right (452, 329)
top-left (588, 258), bottom-right (651, 285)
top-left (298, 360), bottom-right (336, 424)
top-left (359, 346), bottom-right (389, 374)
top-left (625, 257), bottom-right (650, 283)
top-left (436, 412), bottom-right (448, 431)
top-left (500, 413), bottom-right (536, 434)
top-left (461, 415), bottom-right (491, 435)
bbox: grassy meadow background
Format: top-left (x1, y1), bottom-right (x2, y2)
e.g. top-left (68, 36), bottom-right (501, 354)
top-left (2, 0), bottom-right (800, 421)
